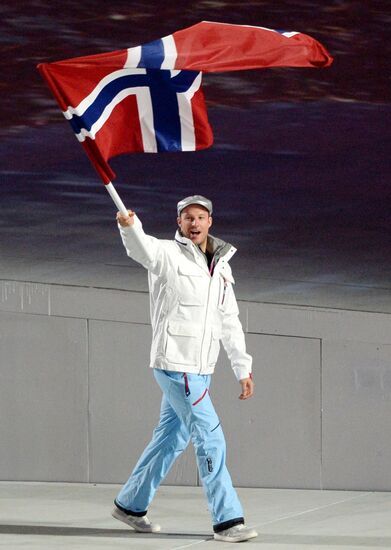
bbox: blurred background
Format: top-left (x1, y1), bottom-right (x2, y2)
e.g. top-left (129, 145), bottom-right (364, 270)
top-left (1, 0), bottom-right (390, 310)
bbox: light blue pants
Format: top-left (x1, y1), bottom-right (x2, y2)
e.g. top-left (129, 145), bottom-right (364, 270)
top-left (116, 369), bottom-right (244, 530)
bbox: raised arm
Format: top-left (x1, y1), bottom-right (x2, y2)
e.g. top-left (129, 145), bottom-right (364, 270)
top-left (116, 210), bottom-right (168, 276)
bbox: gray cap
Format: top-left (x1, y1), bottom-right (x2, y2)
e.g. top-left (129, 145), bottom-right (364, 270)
top-left (177, 195), bottom-right (213, 216)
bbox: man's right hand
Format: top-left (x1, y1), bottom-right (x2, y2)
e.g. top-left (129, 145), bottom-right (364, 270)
top-left (116, 210), bottom-right (135, 227)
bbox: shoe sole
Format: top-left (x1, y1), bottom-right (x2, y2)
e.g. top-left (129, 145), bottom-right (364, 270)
top-left (214, 530), bottom-right (258, 542)
top-left (111, 508), bottom-right (161, 533)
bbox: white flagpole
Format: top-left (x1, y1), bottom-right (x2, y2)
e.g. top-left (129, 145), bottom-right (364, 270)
top-left (105, 181), bottom-right (129, 216)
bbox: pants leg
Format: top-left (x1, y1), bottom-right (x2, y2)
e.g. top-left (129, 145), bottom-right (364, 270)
top-left (116, 391), bottom-right (190, 513)
top-left (154, 369), bottom-right (244, 529)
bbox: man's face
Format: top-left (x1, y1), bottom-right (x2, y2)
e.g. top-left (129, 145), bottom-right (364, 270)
top-left (177, 205), bottom-right (212, 249)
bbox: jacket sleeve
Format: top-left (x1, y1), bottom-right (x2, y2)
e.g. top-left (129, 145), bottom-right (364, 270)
top-left (118, 214), bottom-right (168, 276)
top-left (220, 283), bottom-right (253, 381)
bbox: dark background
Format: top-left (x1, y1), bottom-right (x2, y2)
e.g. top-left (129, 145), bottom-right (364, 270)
top-left (1, 0), bottom-right (390, 311)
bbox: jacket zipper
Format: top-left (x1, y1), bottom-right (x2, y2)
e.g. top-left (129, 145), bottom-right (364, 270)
top-left (199, 276), bottom-right (212, 374)
top-left (209, 257), bottom-right (215, 275)
top-left (194, 244), bottom-right (220, 375)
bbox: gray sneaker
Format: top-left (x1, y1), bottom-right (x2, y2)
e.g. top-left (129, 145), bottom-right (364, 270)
top-left (112, 507), bottom-right (161, 533)
top-left (214, 523), bottom-right (258, 542)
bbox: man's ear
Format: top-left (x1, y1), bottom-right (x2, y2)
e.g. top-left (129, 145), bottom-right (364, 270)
top-left (177, 216), bottom-right (181, 228)
top-left (208, 216), bottom-right (213, 228)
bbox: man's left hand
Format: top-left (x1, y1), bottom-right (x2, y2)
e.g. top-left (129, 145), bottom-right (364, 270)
top-left (239, 377), bottom-right (254, 400)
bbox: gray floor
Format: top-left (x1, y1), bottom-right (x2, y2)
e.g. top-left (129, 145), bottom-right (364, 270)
top-left (1, 483), bottom-right (391, 549)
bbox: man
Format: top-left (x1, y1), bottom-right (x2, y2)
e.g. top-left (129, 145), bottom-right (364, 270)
top-left (113, 195), bottom-right (257, 543)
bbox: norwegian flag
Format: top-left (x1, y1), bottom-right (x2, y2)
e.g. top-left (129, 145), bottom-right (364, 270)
top-left (38, 21), bottom-right (333, 184)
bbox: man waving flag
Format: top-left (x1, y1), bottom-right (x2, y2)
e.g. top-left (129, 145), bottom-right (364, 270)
top-left (38, 21), bottom-right (333, 204)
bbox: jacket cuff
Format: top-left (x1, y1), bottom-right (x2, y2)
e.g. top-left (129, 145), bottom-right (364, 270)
top-left (233, 365), bottom-right (252, 381)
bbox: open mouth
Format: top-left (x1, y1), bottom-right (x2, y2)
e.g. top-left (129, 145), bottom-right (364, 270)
top-left (190, 230), bottom-right (201, 237)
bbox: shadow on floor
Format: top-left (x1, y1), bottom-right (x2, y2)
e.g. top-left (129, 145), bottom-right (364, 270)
top-left (0, 524), bottom-right (213, 540)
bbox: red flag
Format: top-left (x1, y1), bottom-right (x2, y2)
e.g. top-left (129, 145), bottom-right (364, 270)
top-left (136, 21), bottom-right (334, 72)
top-left (38, 21), bottom-right (333, 184)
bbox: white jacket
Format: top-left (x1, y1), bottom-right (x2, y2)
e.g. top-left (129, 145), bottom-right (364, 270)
top-left (119, 215), bottom-right (252, 380)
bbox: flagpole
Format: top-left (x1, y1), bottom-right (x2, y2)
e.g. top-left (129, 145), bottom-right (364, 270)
top-left (105, 182), bottom-right (129, 216)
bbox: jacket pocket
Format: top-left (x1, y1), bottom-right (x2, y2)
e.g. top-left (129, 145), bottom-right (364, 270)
top-left (219, 278), bottom-right (228, 308)
top-left (177, 265), bottom-right (205, 306)
top-left (165, 321), bottom-right (201, 366)
top-left (178, 264), bottom-right (204, 277)
top-left (218, 275), bottom-right (230, 311)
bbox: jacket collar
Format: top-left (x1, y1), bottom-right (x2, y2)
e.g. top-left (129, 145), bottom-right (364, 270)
top-left (174, 230), bottom-right (237, 264)
top-left (174, 230), bottom-right (192, 248)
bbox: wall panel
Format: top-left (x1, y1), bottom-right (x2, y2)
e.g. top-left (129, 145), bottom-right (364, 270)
top-left (213, 333), bottom-right (321, 488)
top-left (0, 311), bottom-right (88, 481)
